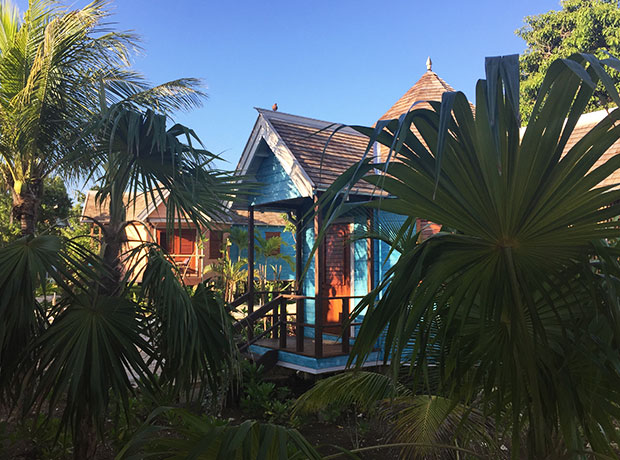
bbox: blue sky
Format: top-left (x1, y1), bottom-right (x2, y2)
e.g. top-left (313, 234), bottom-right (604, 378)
top-left (22, 0), bottom-right (561, 175)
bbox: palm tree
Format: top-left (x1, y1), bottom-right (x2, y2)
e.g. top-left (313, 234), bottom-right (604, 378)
top-left (316, 53), bottom-right (620, 458)
top-left (0, 110), bottom-right (242, 457)
top-left (0, 32), bottom-right (245, 460)
top-left (0, 0), bottom-right (136, 235)
top-left (229, 226), bottom-right (249, 253)
top-left (0, 0), bottom-right (204, 236)
top-left (207, 241), bottom-right (248, 303)
top-left (255, 232), bottom-right (294, 287)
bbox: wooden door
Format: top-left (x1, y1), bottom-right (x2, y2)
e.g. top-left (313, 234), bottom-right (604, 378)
top-left (322, 224), bottom-right (351, 333)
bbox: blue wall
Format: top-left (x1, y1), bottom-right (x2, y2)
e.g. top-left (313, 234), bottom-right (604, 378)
top-left (229, 225), bottom-right (296, 281)
top-left (302, 222), bottom-right (316, 334)
top-left (250, 144), bottom-right (301, 206)
top-left (373, 210), bottom-right (408, 287)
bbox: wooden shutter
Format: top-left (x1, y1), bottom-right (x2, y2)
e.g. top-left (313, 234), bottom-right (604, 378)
top-left (209, 230), bottom-right (223, 259)
top-left (157, 230), bottom-right (169, 252)
top-left (178, 229), bottom-right (195, 254)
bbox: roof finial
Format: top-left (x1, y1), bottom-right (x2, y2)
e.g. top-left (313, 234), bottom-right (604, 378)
top-left (426, 56), bottom-right (432, 72)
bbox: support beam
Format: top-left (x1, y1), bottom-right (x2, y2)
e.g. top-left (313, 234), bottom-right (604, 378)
top-left (314, 197), bottom-right (324, 359)
top-left (295, 208), bottom-right (304, 352)
top-left (368, 209), bottom-right (375, 291)
top-left (248, 205), bottom-right (255, 339)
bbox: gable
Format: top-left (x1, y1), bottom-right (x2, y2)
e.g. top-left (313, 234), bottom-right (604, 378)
top-left (237, 113), bottom-right (314, 205)
top-left (249, 139), bottom-right (303, 206)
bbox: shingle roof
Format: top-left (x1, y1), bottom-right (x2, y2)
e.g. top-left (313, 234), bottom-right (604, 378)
top-left (378, 70), bottom-right (456, 122)
top-left (231, 209), bottom-right (287, 226)
top-left (374, 70), bottom-right (465, 163)
top-left (81, 190), bottom-right (285, 226)
top-left (81, 191), bottom-right (147, 223)
top-left (258, 109), bottom-right (378, 195)
top-left (561, 109), bottom-right (620, 189)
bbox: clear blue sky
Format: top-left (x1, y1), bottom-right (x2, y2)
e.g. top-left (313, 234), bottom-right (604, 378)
top-left (22, 0), bottom-right (561, 175)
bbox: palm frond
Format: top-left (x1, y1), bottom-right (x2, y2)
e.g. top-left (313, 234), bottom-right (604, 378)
top-left (118, 408), bottom-right (323, 460)
top-left (0, 234), bottom-right (102, 402)
top-left (31, 293), bottom-right (154, 437)
top-left (293, 371), bottom-right (411, 416)
top-left (139, 247), bottom-right (237, 396)
top-left (315, 53), bottom-right (620, 457)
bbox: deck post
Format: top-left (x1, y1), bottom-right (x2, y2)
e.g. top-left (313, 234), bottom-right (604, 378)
top-left (247, 205), bottom-right (255, 340)
top-left (341, 298), bottom-right (350, 354)
top-left (368, 209), bottom-right (375, 291)
top-left (296, 297), bottom-right (304, 352)
top-left (279, 296), bottom-right (287, 349)
top-left (314, 198), bottom-right (324, 359)
top-left (273, 298), bottom-right (279, 340)
top-left (295, 209), bottom-right (305, 352)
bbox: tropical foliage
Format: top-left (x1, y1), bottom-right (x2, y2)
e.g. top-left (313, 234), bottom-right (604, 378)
top-left (517, 0), bottom-right (620, 120)
top-left (0, 3), bottom-right (247, 460)
top-left (295, 371), bottom-right (500, 459)
top-left (118, 407), bottom-right (323, 460)
top-left (315, 52), bottom-right (620, 458)
top-left (0, 0), bottom-right (134, 234)
top-left (255, 232), bottom-right (294, 285)
top-left (207, 240), bottom-right (248, 303)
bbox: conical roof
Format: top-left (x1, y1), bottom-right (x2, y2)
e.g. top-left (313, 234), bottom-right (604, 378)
top-left (378, 68), bottom-right (456, 122)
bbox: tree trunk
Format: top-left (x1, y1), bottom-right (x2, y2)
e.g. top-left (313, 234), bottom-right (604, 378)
top-left (73, 414), bottom-right (97, 460)
top-left (99, 223), bottom-right (126, 297)
top-left (10, 178), bottom-right (43, 237)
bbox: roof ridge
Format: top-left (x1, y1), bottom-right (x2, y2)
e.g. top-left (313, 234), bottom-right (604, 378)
top-left (256, 107), bottom-right (365, 137)
top-left (256, 107), bottom-right (341, 126)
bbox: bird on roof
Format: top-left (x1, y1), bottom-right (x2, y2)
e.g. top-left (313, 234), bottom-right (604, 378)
top-left (272, 103), bottom-right (278, 111)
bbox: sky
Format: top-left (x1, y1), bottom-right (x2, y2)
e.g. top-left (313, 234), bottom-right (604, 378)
top-left (22, 0), bottom-right (563, 182)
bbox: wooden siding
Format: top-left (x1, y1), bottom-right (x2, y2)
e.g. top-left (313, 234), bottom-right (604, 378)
top-left (373, 210), bottom-right (408, 287)
top-left (250, 144), bottom-right (301, 206)
top-left (322, 224), bottom-right (351, 329)
top-left (353, 217), bottom-right (370, 298)
top-left (302, 223), bottom-right (316, 335)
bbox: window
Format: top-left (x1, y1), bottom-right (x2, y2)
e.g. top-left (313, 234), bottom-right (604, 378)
top-left (265, 231), bottom-right (281, 255)
top-left (209, 230), bottom-right (224, 259)
top-left (157, 229), bottom-right (196, 254)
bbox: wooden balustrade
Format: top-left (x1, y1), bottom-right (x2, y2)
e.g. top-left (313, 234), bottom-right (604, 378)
top-left (231, 292), bottom-right (364, 358)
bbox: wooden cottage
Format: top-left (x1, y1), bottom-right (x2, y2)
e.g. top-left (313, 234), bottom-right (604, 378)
top-left (80, 191), bottom-right (292, 285)
top-left (233, 62), bottom-right (457, 373)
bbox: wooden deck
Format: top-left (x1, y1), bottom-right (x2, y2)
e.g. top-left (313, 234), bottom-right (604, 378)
top-left (255, 337), bottom-right (348, 358)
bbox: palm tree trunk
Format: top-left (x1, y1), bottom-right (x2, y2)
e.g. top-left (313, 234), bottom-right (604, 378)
top-left (10, 179), bottom-right (43, 236)
top-left (73, 415), bottom-right (97, 459)
top-left (99, 223), bottom-right (126, 297)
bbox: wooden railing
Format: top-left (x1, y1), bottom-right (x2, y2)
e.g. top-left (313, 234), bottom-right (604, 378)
top-left (167, 253), bottom-right (203, 277)
top-left (231, 293), bottom-right (364, 358)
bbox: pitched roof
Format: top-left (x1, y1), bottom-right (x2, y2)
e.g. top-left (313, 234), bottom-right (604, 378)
top-left (374, 67), bottom-right (465, 163)
top-left (81, 191), bottom-right (148, 223)
top-left (254, 109), bottom-right (378, 194)
top-left (377, 70), bottom-right (456, 122)
top-left (231, 209), bottom-right (287, 226)
top-left (562, 109), bottom-right (620, 189)
top-left (80, 190), bottom-right (285, 226)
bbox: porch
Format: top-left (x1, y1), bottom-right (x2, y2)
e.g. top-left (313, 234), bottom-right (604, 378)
top-left (232, 292), bottom-right (383, 373)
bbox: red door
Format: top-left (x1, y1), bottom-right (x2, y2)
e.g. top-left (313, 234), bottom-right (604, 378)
top-left (322, 224), bottom-right (351, 333)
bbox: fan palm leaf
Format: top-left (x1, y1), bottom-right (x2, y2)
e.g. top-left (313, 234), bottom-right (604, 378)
top-left (117, 408), bottom-right (323, 460)
top-left (316, 53), bottom-right (620, 457)
top-left (0, 234), bottom-right (101, 402)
